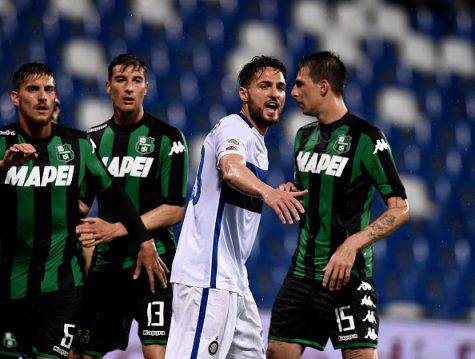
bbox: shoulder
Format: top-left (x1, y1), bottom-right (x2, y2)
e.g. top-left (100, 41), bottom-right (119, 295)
top-left (296, 120), bottom-right (318, 136)
top-left (0, 122), bottom-right (18, 137)
top-left (214, 114), bottom-right (253, 137)
top-left (54, 124), bottom-right (88, 140)
top-left (87, 120), bottom-right (111, 135)
top-left (144, 113), bottom-right (185, 142)
top-left (347, 113), bottom-right (383, 140)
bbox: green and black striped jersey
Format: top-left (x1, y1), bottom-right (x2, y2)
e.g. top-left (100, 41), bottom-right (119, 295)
top-left (85, 112), bottom-right (188, 271)
top-left (290, 111), bottom-right (406, 281)
top-left (0, 123), bottom-right (113, 301)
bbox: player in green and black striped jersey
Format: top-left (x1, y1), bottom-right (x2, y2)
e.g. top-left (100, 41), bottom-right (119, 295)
top-left (0, 63), bottom-right (163, 359)
top-left (71, 54), bottom-right (188, 358)
top-left (268, 52), bottom-right (410, 358)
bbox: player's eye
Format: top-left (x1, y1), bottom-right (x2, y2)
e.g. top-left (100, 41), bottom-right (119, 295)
top-left (26, 86), bottom-right (39, 92)
top-left (45, 86), bottom-right (55, 92)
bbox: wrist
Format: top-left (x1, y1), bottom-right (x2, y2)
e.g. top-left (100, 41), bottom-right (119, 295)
top-left (140, 238), bottom-right (155, 248)
top-left (114, 222), bottom-right (127, 237)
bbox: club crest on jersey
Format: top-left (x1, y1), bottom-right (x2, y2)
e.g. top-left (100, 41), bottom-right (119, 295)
top-left (56, 144), bottom-right (74, 163)
top-left (333, 135), bottom-right (351, 154)
top-left (136, 136), bottom-right (155, 155)
top-left (2, 332), bottom-right (17, 349)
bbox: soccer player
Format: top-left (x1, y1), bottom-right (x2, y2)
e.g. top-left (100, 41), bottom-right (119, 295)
top-left (165, 56), bottom-right (307, 359)
top-left (0, 63), bottom-right (163, 359)
top-left (71, 54), bottom-right (188, 359)
top-left (267, 51), bottom-right (410, 359)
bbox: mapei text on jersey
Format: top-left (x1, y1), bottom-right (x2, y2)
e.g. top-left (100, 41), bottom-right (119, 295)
top-left (296, 151), bottom-right (349, 177)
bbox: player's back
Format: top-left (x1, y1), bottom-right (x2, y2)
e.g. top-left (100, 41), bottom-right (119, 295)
top-left (171, 114), bottom-right (268, 294)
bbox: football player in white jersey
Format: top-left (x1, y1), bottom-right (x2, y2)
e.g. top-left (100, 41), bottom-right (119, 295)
top-left (166, 56), bottom-right (307, 358)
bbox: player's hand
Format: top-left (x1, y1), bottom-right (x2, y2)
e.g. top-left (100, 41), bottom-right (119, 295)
top-left (262, 187), bottom-right (307, 224)
top-left (278, 182), bottom-right (299, 192)
top-left (322, 242), bottom-right (358, 290)
top-left (76, 217), bottom-right (126, 248)
top-left (133, 239), bottom-right (169, 293)
top-left (0, 143), bottom-right (37, 169)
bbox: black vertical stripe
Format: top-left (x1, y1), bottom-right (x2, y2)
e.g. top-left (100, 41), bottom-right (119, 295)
top-left (27, 144), bottom-right (52, 298)
top-left (58, 136), bottom-right (83, 291)
top-left (0, 133), bottom-right (19, 300)
top-left (140, 127), bottom-right (162, 214)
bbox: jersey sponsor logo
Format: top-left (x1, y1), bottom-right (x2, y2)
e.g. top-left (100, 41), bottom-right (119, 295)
top-left (360, 295), bottom-right (376, 308)
top-left (102, 156), bottom-right (154, 178)
top-left (364, 328), bottom-right (378, 340)
top-left (296, 151), bottom-right (349, 177)
top-left (4, 165), bottom-right (75, 187)
top-left (168, 141), bottom-right (185, 155)
top-left (142, 329), bottom-right (166, 336)
top-left (362, 310), bottom-right (377, 324)
top-left (333, 135), bottom-right (351, 154)
top-left (53, 346), bottom-right (69, 357)
top-left (338, 333), bottom-right (358, 342)
top-left (373, 139), bottom-right (390, 154)
top-left (87, 123), bottom-right (108, 133)
top-left (56, 144), bottom-right (75, 163)
top-left (0, 130), bottom-right (16, 136)
top-left (2, 332), bottom-right (17, 349)
top-left (357, 281), bottom-right (372, 291)
top-left (136, 136), bottom-right (155, 155)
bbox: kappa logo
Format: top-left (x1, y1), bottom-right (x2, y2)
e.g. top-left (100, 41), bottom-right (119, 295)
top-left (136, 136), bottom-right (155, 155)
top-left (333, 135), bottom-right (351, 154)
top-left (360, 295), bottom-right (376, 308)
top-left (373, 139), bottom-right (390, 154)
top-left (357, 281), bottom-right (372, 291)
top-left (2, 332), bottom-right (17, 349)
top-left (168, 141), bottom-right (185, 155)
top-left (56, 144), bottom-right (75, 163)
top-left (296, 151), bottom-right (349, 177)
top-left (362, 310), bottom-right (377, 324)
top-left (0, 130), bottom-right (16, 136)
top-left (364, 328), bottom-right (378, 340)
top-left (338, 333), bottom-right (358, 342)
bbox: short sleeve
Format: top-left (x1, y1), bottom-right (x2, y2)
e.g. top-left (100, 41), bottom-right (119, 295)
top-left (360, 129), bottom-right (406, 201)
top-left (157, 130), bottom-right (189, 206)
top-left (214, 118), bottom-right (250, 166)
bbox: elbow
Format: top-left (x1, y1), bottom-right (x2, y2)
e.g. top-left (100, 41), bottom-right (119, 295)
top-left (400, 203), bottom-right (410, 224)
top-left (174, 207), bottom-right (185, 225)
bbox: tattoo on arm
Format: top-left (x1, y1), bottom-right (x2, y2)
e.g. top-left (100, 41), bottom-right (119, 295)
top-left (366, 214), bottom-right (396, 244)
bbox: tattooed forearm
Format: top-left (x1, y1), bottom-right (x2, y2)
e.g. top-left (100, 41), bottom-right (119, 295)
top-left (365, 215), bottom-right (396, 244)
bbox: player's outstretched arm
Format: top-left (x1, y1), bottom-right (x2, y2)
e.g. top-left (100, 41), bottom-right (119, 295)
top-left (0, 143), bottom-right (38, 170)
top-left (323, 196), bottom-right (409, 290)
top-left (220, 154), bottom-right (307, 224)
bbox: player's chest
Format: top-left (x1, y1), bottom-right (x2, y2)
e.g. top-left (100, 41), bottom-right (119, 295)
top-left (4, 142), bottom-right (78, 187)
top-left (98, 132), bottom-right (156, 179)
top-left (296, 130), bottom-right (353, 178)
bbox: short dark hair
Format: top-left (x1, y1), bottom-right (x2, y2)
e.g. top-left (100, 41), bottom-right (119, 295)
top-left (238, 55), bottom-right (287, 88)
top-left (13, 62), bottom-right (54, 91)
top-left (108, 53), bottom-right (148, 80)
top-left (297, 51), bottom-right (346, 96)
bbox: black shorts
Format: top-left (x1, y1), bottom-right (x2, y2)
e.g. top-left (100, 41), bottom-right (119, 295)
top-left (269, 274), bottom-right (379, 351)
top-left (72, 260), bottom-right (173, 356)
top-left (0, 288), bottom-right (82, 359)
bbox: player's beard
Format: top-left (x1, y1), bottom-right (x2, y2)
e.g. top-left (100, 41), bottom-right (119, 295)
top-left (248, 96), bottom-right (279, 128)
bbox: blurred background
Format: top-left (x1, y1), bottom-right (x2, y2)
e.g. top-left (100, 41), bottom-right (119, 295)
top-left (0, 0), bottom-right (473, 357)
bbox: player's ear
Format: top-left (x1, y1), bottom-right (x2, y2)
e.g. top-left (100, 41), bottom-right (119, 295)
top-left (320, 80), bottom-right (329, 97)
top-left (239, 86), bottom-right (248, 102)
top-left (106, 80), bottom-right (111, 96)
top-left (10, 91), bottom-right (19, 107)
top-left (144, 81), bottom-right (149, 95)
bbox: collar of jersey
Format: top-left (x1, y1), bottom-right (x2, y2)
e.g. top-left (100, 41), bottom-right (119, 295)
top-left (109, 112), bottom-right (149, 131)
top-left (16, 122), bottom-right (57, 143)
top-left (319, 110), bottom-right (351, 132)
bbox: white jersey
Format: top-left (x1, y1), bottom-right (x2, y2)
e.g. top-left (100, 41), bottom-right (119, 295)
top-left (170, 113), bottom-right (268, 294)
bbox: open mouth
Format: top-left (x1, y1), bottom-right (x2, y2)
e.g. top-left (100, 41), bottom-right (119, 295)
top-left (264, 102), bottom-right (279, 113)
top-left (35, 105), bottom-right (49, 113)
top-left (123, 97), bottom-right (135, 104)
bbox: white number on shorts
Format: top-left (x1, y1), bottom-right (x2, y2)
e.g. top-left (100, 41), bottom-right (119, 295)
top-left (60, 324), bottom-right (75, 349)
top-left (147, 301), bottom-right (164, 327)
top-left (335, 306), bottom-right (355, 332)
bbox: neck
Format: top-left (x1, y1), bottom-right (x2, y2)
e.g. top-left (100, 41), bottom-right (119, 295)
top-left (19, 116), bottom-right (52, 140)
top-left (240, 106), bottom-right (267, 136)
top-left (316, 96), bottom-right (348, 125)
top-left (113, 107), bottom-right (144, 126)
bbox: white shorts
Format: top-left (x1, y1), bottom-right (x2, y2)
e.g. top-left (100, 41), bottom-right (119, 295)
top-left (165, 284), bottom-right (265, 359)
